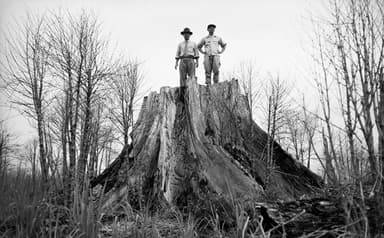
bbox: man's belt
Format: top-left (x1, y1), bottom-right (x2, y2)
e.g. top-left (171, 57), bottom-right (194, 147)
top-left (180, 55), bottom-right (196, 59)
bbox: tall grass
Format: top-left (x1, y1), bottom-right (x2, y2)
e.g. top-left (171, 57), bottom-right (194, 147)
top-left (0, 168), bottom-right (65, 238)
top-left (0, 168), bottom-right (199, 238)
top-left (0, 169), bottom-right (103, 238)
top-left (1, 167), bottom-right (381, 237)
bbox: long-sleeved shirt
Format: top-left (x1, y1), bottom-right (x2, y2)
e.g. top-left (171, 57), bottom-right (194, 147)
top-left (197, 35), bottom-right (226, 56)
top-left (175, 40), bottom-right (199, 59)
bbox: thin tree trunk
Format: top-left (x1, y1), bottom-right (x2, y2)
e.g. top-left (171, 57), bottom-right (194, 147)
top-left (322, 129), bottom-right (337, 184)
top-left (69, 74), bottom-right (82, 205)
top-left (378, 70), bottom-right (384, 185)
top-left (31, 144), bottom-right (36, 197)
top-left (37, 111), bottom-right (48, 192)
top-left (62, 92), bottom-right (70, 205)
top-left (77, 73), bottom-right (93, 193)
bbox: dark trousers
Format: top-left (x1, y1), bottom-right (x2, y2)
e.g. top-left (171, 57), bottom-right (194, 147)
top-left (204, 55), bottom-right (220, 84)
top-left (179, 58), bottom-right (196, 87)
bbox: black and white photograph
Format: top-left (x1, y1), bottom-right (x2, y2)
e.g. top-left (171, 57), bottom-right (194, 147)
top-left (0, 0), bottom-right (383, 237)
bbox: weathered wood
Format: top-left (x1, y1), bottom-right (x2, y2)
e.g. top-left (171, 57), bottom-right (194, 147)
top-left (90, 144), bottom-right (132, 193)
top-left (257, 197), bottom-right (346, 237)
top-left (92, 79), bottom-right (322, 210)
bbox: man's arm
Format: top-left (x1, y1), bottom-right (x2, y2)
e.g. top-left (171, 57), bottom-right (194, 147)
top-left (175, 43), bottom-right (181, 69)
top-left (194, 43), bottom-right (199, 68)
top-left (197, 38), bottom-right (206, 54)
top-left (219, 37), bottom-right (227, 54)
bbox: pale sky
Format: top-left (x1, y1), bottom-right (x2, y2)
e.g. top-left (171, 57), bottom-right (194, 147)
top-left (0, 0), bottom-right (325, 151)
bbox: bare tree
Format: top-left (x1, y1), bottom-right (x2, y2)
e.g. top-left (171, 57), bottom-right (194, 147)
top-left (108, 60), bottom-right (144, 146)
top-left (46, 11), bottom-right (87, 202)
top-left (284, 109), bottom-right (307, 163)
top-left (87, 101), bottom-right (117, 179)
top-left (19, 139), bottom-right (39, 196)
top-left (311, 0), bottom-right (384, 185)
top-left (0, 121), bottom-right (15, 191)
top-left (301, 100), bottom-right (319, 169)
top-left (42, 11), bottom-right (117, 208)
top-left (377, 68), bottom-right (384, 178)
top-left (263, 75), bottom-right (292, 167)
top-left (237, 61), bottom-right (261, 120)
top-left (334, 0), bottom-right (383, 182)
top-left (47, 94), bottom-right (71, 203)
top-left (0, 14), bottom-right (50, 191)
top-left (313, 33), bottom-right (343, 182)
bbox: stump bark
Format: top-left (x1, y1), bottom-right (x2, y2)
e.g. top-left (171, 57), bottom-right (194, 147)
top-left (92, 79), bottom-right (322, 209)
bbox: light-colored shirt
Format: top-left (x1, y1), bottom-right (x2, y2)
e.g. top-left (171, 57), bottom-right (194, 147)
top-left (175, 40), bottom-right (199, 59)
top-left (197, 35), bottom-right (227, 56)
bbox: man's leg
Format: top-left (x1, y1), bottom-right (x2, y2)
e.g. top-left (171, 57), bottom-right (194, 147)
top-left (212, 55), bottom-right (221, 84)
top-left (204, 55), bottom-right (212, 85)
top-left (179, 60), bottom-right (187, 87)
top-left (187, 59), bottom-right (196, 81)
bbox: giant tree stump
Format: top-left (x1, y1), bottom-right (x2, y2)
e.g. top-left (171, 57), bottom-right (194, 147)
top-left (92, 79), bottom-right (322, 209)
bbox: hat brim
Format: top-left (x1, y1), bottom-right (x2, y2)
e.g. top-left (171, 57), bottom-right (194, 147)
top-left (181, 31), bottom-right (193, 35)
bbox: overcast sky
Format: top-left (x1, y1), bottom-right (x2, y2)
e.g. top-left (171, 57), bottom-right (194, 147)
top-left (0, 0), bottom-right (326, 147)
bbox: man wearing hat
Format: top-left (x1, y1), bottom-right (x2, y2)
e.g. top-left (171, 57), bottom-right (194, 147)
top-left (175, 27), bottom-right (199, 87)
top-left (198, 24), bottom-right (227, 85)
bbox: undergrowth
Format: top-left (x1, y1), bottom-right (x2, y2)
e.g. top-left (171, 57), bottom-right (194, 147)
top-left (0, 170), bottom-right (383, 238)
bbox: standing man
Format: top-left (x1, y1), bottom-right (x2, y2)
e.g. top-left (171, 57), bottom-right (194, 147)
top-left (198, 24), bottom-right (227, 85)
top-left (175, 27), bottom-right (199, 88)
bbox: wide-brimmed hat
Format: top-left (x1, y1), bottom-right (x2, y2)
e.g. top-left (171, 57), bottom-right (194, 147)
top-left (207, 24), bottom-right (216, 29)
top-left (180, 27), bottom-right (193, 35)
